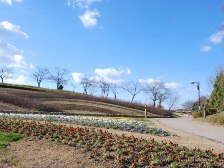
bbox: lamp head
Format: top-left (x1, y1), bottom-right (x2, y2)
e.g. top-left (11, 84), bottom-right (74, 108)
top-left (190, 82), bottom-right (195, 84)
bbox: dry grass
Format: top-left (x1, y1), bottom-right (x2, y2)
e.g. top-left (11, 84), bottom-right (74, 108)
top-left (0, 92), bottom-right (60, 112)
top-left (0, 87), bottom-right (172, 117)
top-left (196, 112), bottom-right (224, 126)
top-left (1, 86), bottom-right (172, 116)
top-left (0, 139), bottom-right (116, 168)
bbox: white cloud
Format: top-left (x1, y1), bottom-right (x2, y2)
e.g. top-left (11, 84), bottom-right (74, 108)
top-left (139, 78), bottom-right (160, 85)
top-left (0, 21), bottom-right (29, 39)
top-left (0, 0), bottom-right (24, 5)
top-left (0, 42), bottom-right (32, 68)
top-left (68, 0), bottom-right (101, 9)
top-left (139, 78), bottom-right (183, 89)
top-left (72, 72), bottom-right (84, 82)
top-left (210, 30), bottom-right (224, 45)
top-left (94, 67), bottom-right (132, 84)
top-left (6, 75), bottom-right (26, 84)
top-left (72, 67), bottom-right (132, 84)
top-left (165, 82), bottom-right (183, 89)
top-left (199, 45), bottom-right (212, 52)
top-left (79, 9), bottom-right (100, 28)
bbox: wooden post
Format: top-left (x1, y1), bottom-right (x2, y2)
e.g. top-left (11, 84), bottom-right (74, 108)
top-left (145, 105), bottom-right (147, 118)
top-left (203, 105), bottom-right (206, 118)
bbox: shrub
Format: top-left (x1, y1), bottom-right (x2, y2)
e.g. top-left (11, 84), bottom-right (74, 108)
top-left (206, 108), bottom-right (218, 116)
top-left (206, 112), bottom-right (224, 125)
top-left (58, 85), bottom-right (63, 90)
top-left (193, 111), bottom-right (202, 118)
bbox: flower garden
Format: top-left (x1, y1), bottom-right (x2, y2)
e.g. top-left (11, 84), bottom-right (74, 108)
top-left (0, 117), bottom-right (224, 167)
top-left (0, 113), bottom-right (169, 136)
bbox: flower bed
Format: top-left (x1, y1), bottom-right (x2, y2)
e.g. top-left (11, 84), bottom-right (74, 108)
top-left (0, 118), bottom-right (223, 167)
top-left (0, 113), bottom-right (169, 136)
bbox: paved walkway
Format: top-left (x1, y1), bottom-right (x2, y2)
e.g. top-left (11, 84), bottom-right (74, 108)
top-left (155, 115), bottom-right (224, 144)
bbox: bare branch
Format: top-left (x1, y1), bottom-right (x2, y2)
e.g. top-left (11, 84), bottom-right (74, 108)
top-left (0, 66), bottom-right (13, 83)
top-left (166, 91), bottom-right (180, 111)
top-left (110, 84), bottom-right (120, 100)
top-left (121, 81), bottom-right (143, 103)
top-left (33, 67), bottom-right (49, 87)
top-left (97, 79), bottom-right (110, 98)
top-left (80, 76), bottom-right (96, 94)
top-left (48, 67), bottom-right (69, 89)
top-left (143, 81), bottom-right (164, 107)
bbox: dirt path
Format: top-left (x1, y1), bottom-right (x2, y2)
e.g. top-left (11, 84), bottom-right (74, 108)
top-left (0, 139), bottom-right (116, 168)
top-left (154, 115), bottom-right (224, 144)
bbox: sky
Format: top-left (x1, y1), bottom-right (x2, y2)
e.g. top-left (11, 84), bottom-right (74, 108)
top-left (0, 0), bottom-right (223, 108)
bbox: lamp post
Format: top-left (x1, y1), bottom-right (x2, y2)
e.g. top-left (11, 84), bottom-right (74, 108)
top-left (190, 81), bottom-right (201, 111)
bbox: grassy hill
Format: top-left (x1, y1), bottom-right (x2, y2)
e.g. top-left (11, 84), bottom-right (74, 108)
top-left (0, 83), bottom-right (172, 117)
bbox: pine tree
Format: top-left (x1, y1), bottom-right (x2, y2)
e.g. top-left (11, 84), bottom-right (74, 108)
top-left (209, 74), bottom-right (224, 111)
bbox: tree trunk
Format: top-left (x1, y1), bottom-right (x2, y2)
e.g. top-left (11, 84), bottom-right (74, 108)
top-left (131, 95), bottom-right (135, 103)
top-left (38, 82), bottom-right (40, 88)
top-left (153, 100), bottom-right (156, 107)
top-left (158, 99), bottom-right (162, 108)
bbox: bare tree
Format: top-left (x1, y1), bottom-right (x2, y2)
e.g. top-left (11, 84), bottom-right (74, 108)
top-left (48, 67), bottom-right (69, 89)
top-left (121, 81), bottom-right (143, 103)
top-left (98, 79), bottom-right (110, 98)
top-left (157, 86), bottom-right (171, 108)
top-left (0, 66), bottom-right (13, 83)
top-left (33, 67), bottom-right (49, 87)
top-left (166, 91), bottom-right (180, 111)
top-left (182, 100), bottom-right (195, 111)
top-left (143, 81), bottom-right (164, 107)
top-left (111, 84), bottom-right (119, 100)
top-left (80, 76), bottom-right (95, 94)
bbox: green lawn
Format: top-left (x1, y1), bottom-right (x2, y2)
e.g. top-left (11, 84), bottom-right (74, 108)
top-left (0, 132), bottom-right (23, 150)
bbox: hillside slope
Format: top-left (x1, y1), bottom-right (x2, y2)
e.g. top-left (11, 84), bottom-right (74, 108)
top-left (0, 84), bottom-right (172, 117)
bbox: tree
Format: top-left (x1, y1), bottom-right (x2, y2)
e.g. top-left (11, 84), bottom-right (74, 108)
top-left (33, 67), bottom-right (49, 87)
top-left (157, 86), bottom-right (171, 108)
top-left (110, 84), bottom-right (119, 100)
top-left (182, 100), bottom-right (195, 111)
top-left (209, 73), bottom-right (224, 111)
top-left (121, 81), bottom-right (143, 103)
top-left (48, 67), bottom-right (69, 89)
top-left (0, 66), bottom-right (13, 83)
top-left (80, 76), bottom-right (95, 94)
top-left (143, 81), bottom-right (164, 107)
top-left (207, 65), bottom-right (224, 93)
top-left (166, 91), bottom-right (180, 111)
top-left (98, 79), bottom-right (110, 98)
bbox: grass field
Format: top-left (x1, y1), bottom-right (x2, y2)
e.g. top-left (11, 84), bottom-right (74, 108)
top-left (0, 132), bottom-right (23, 151)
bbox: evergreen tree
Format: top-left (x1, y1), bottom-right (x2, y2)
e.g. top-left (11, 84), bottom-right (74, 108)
top-left (209, 74), bottom-right (224, 111)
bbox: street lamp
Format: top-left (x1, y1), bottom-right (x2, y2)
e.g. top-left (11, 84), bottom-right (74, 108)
top-left (190, 81), bottom-right (201, 111)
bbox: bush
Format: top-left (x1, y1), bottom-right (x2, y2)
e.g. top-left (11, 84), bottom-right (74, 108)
top-left (193, 111), bottom-right (202, 118)
top-left (206, 108), bottom-right (218, 116)
top-left (58, 85), bottom-right (63, 90)
top-left (206, 112), bottom-right (224, 125)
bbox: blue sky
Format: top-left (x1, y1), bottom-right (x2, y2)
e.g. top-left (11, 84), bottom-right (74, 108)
top-left (0, 0), bottom-right (223, 107)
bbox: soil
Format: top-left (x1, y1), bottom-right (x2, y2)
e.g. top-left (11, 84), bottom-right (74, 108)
top-left (0, 102), bottom-right (29, 112)
top-left (0, 138), bottom-right (118, 168)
